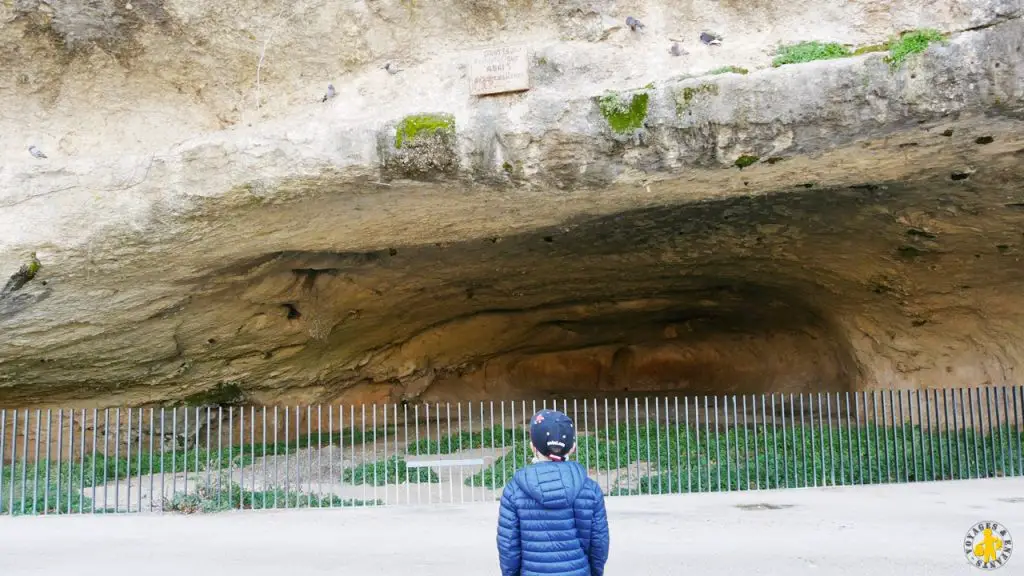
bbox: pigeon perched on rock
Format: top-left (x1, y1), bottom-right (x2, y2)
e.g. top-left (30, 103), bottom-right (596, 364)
top-left (28, 145), bottom-right (47, 159)
top-left (700, 31), bottom-right (723, 46)
top-left (670, 42), bottom-right (687, 56)
top-left (383, 62), bottom-right (402, 75)
top-left (625, 16), bottom-right (645, 31)
top-left (321, 84), bottom-right (336, 103)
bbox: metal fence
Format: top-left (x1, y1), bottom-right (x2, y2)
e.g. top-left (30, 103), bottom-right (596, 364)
top-left (1, 386), bottom-right (1022, 516)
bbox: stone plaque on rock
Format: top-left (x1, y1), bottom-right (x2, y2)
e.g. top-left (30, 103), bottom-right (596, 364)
top-left (469, 45), bottom-right (530, 96)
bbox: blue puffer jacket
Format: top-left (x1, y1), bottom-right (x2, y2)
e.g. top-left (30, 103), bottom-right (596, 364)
top-left (496, 460), bottom-right (610, 576)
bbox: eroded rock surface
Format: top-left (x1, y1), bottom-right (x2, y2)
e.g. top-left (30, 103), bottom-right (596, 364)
top-left (1, 0), bottom-right (1023, 408)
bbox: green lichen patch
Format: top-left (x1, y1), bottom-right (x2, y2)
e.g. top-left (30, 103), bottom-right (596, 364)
top-left (597, 91), bottom-right (650, 134)
top-left (772, 41), bottom-right (851, 67)
top-left (885, 29), bottom-right (946, 69)
top-left (673, 82), bottom-right (719, 116)
top-left (1, 252), bottom-right (42, 299)
top-left (709, 65), bottom-right (749, 75)
top-left (734, 155), bottom-right (760, 169)
top-left (394, 114), bottom-right (455, 149)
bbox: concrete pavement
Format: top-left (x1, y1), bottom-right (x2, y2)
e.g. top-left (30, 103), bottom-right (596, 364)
top-left (1, 478), bottom-right (1023, 575)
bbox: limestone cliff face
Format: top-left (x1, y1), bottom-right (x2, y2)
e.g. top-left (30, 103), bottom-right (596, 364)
top-left (1, 0), bottom-right (1023, 408)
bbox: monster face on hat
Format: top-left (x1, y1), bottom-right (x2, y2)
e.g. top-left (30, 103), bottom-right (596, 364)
top-left (529, 409), bottom-right (576, 461)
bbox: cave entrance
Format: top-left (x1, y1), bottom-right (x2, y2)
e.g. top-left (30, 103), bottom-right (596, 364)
top-left (418, 281), bottom-right (857, 404)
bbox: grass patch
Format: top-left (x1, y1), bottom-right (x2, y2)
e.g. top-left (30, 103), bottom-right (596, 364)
top-left (468, 422), bottom-right (1023, 493)
top-left (163, 479), bottom-right (381, 514)
top-left (772, 41), bottom-right (851, 67)
top-left (709, 65), bottom-right (749, 75)
top-left (885, 28), bottom-right (945, 68)
top-left (343, 456), bottom-right (440, 486)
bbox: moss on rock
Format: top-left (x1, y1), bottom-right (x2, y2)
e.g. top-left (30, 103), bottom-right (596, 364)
top-left (734, 155), bottom-right (760, 169)
top-left (597, 91), bottom-right (650, 134)
top-left (674, 82), bottom-right (719, 116)
top-left (395, 114), bottom-right (456, 149)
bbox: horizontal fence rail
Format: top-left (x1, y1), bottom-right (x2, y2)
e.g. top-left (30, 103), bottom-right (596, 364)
top-left (1, 387), bottom-right (1022, 515)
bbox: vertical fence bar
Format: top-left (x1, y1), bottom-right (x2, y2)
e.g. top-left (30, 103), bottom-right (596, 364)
top-left (635, 398), bottom-right (643, 495)
top-left (881, 391), bottom-right (890, 483)
top-left (283, 406), bottom-right (290, 508)
top-left (406, 403), bottom-right (412, 505)
top-left (382, 404), bottom-right (389, 506)
top-left (169, 407), bottom-right (176, 508)
top-left (1011, 385), bottom-right (1019, 475)
top-left (445, 403), bottom-right (452, 504)
top-left (780, 394), bottom-right (788, 488)
top-left (351, 405), bottom-right (357, 507)
top-left (987, 387), bottom-right (998, 477)
top-left (147, 409), bottom-right (154, 513)
top-left (955, 388), bottom-right (965, 480)
top-left (622, 398), bottom-right (631, 493)
top-left (318, 405), bottom-right (325, 506)
top-left (925, 389), bottom-right (936, 481)
top-left (884, 390), bottom-right (894, 483)
top-left (980, 386), bottom-right (989, 478)
top-left (832, 393), bottom-right (842, 486)
top-left (714, 396), bottom-right (722, 492)
top-left (704, 396), bottom-right (712, 492)
top-left (614, 399), bottom-right (621, 493)
top-left (771, 394), bottom-right (779, 489)
top-left (969, 388), bottom-right (980, 479)
top-left (683, 397), bottom-right (691, 493)
top-left (123, 408), bottom-right (130, 514)
top-left (294, 406), bottom-right (300, 506)
top-left (722, 396), bottom-right (729, 492)
top-left (853, 392), bottom-right (863, 485)
top-left (250, 407), bottom-right (256, 504)
top-left (64, 410), bottom-right (72, 514)
top-left (457, 402), bottom-right (464, 504)
top-left (1000, 387), bottom-right (1012, 478)
top-left (932, 388), bottom-right (943, 481)
top-left (744, 396), bottom-right (752, 490)
top-left (761, 395), bottom-right (768, 489)
top-left (237, 407), bottom-right (243, 510)
top-left (943, 388), bottom-right (953, 480)
top-left (800, 394), bottom-right (808, 488)
top-left (10, 409), bottom-right (18, 514)
top-left (667, 397), bottom-right (675, 494)
top-left (496, 402), bottom-right (502, 501)
top-left (0, 410), bottom-right (5, 515)
top-left (816, 393), bottom-right (825, 487)
top-left (394, 403), bottom-right (400, 505)
top-left (329, 405), bottom-right (335, 508)
top-left (899, 390), bottom-right (909, 482)
top-left (262, 407), bottom-right (268, 509)
top-left (31, 410), bottom-right (40, 515)
top-left (732, 396), bottom-right (740, 491)
top-left (19, 410), bottom-right (27, 514)
top-left (975, 387), bottom-right (987, 479)
top-left (653, 399), bottom-right (661, 494)
top-left (870, 391), bottom-right (880, 484)
top-left (205, 407), bottom-right (212, 498)
top-left (42, 410), bottom-right (51, 515)
top-left (181, 408), bottom-right (187, 510)
top-left (993, 387), bottom-right (1004, 477)
top-left (912, 390), bottom-right (922, 482)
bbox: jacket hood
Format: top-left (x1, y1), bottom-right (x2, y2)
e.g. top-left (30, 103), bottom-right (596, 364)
top-left (514, 460), bottom-right (589, 509)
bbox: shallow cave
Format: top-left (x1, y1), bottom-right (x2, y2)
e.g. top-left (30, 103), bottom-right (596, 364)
top-left (153, 175), bottom-right (1024, 407)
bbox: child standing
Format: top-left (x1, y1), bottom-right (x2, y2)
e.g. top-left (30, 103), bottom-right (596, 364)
top-left (496, 409), bottom-right (610, 576)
